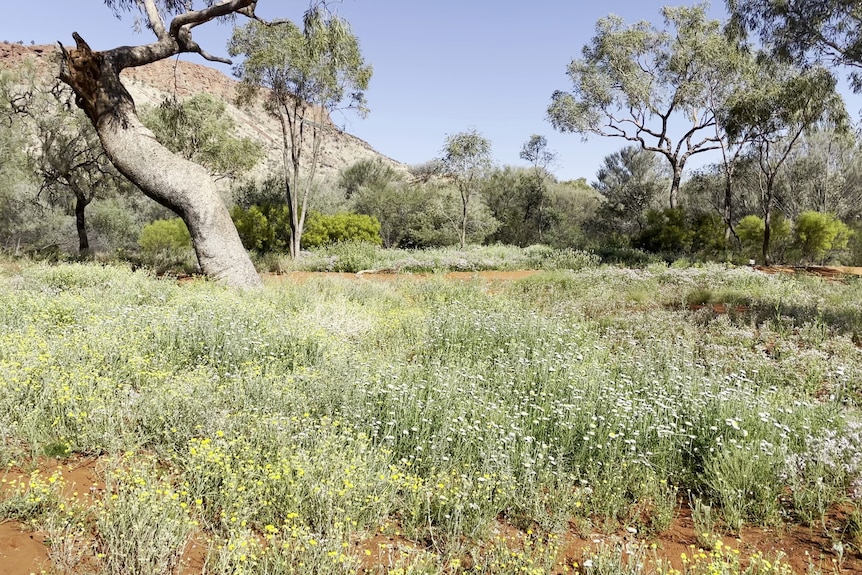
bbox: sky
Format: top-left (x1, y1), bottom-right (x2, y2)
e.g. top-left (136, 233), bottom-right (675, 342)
top-left (2, 1), bottom-right (860, 183)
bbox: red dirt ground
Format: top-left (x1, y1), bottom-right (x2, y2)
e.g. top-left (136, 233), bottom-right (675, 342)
top-left (1, 457), bottom-right (860, 574)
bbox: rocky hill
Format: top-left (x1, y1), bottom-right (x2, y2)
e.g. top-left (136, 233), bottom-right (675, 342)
top-left (0, 42), bottom-right (406, 184)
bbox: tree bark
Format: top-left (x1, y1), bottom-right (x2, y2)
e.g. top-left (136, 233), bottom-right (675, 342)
top-left (459, 189), bottom-right (469, 249)
top-left (74, 193), bottom-right (90, 254)
top-left (762, 204), bottom-right (773, 267)
top-left (669, 162), bottom-right (683, 210)
top-left (59, 34), bottom-right (261, 288)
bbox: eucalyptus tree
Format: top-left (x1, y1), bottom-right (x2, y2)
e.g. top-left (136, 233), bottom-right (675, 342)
top-left (519, 134), bottom-right (557, 242)
top-left (1, 63), bottom-right (127, 254)
top-left (54, 1), bottom-right (317, 288)
top-left (727, 0), bottom-right (862, 91)
top-left (28, 86), bottom-right (124, 254)
top-left (437, 130), bottom-right (494, 249)
top-left (229, 10), bottom-right (372, 258)
top-left (0, 70), bottom-right (38, 252)
top-left (548, 5), bottom-right (740, 209)
top-left (723, 62), bottom-right (847, 265)
top-left (775, 128), bottom-right (862, 222)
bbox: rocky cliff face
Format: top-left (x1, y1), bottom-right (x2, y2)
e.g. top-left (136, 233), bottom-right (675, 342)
top-left (0, 42), bottom-right (405, 184)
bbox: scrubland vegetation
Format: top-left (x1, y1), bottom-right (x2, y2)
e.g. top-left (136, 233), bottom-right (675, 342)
top-left (3, 1), bottom-right (862, 572)
top-left (1, 258), bottom-right (861, 573)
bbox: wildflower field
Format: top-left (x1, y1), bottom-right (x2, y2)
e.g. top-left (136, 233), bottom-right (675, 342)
top-left (1, 259), bottom-right (861, 574)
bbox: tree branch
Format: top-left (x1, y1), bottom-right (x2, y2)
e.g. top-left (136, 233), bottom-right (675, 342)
top-left (168, 0), bottom-right (257, 39)
top-left (138, 0), bottom-right (169, 40)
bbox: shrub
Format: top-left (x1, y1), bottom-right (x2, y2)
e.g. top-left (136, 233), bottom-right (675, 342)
top-left (635, 208), bottom-right (694, 255)
top-left (323, 240), bottom-right (382, 272)
top-left (736, 213), bottom-right (792, 263)
top-left (792, 211), bottom-right (852, 264)
top-left (138, 218), bottom-right (191, 253)
top-left (89, 198), bottom-right (141, 252)
top-left (690, 212), bottom-right (727, 260)
top-left (736, 215), bottom-right (765, 262)
top-left (231, 205), bottom-right (269, 252)
top-left (302, 211), bottom-right (382, 248)
top-left (137, 218), bottom-right (195, 273)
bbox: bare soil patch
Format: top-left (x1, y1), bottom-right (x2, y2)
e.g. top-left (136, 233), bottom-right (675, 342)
top-left (0, 521), bottom-right (49, 575)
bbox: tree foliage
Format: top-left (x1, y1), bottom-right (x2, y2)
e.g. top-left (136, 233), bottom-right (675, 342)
top-left (591, 146), bottom-right (666, 237)
top-left (302, 212), bottom-right (382, 248)
top-left (438, 130), bottom-right (494, 249)
top-left (338, 158), bottom-right (402, 200)
top-left (138, 218), bottom-right (192, 253)
top-left (0, 63), bottom-right (132, 254)
top-left (548, 5), bottom-right (738, 208)
top-left (518, 134), bottom-right (557, 243)
top-left (229, 9), bottom-right (372, 258)
top-left (792, 211), bottom-right (852, 263)
top-left (727, 0), bottom-right (862, 91)
top-left (722, 60), bottom-right (847, 264)
top-left (141, 94), bottom-right (262, 180)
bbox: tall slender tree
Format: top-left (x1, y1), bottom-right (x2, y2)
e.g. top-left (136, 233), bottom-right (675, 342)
top-left (437, 130), bottom-right (494, 249)
top-left (519, 135), bottom-right (557, 243)
top-left (723, 62), bottom-right (847, 265)
top-left (229, 9), bottom-right (372, 258)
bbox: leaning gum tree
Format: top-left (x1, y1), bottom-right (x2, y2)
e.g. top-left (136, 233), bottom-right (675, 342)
top-left (57, 0), bottom-right (273, 288)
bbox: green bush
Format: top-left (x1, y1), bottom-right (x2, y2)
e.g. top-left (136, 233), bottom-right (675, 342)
top-left (302, 211), bottom-right (382, 248)
top-left (138, 219), bottom-right (191, 253)
top-left (231, 204), bottom-right (290, 253)
top-left (322, 240), bottom-right (382, 272)
top-left (736, 214), bottom-right (792, 263)
top-left (736, 215), bottom-right (764, 262)
top-left (690, 212), bottom-right (728, 260)
top-left (137, 218), bottom-right (195, 273)
top-left (792, 211), bottom-right (852, 264)
top-left (635, 208), bottom-right (694, 255)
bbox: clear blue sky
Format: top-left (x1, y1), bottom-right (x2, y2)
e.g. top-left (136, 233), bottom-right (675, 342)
top-left (2, 1), bottom-right (858, 183)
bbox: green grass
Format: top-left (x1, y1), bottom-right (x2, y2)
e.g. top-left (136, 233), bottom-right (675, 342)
top-left (0, 259), bottom-right (860, 573)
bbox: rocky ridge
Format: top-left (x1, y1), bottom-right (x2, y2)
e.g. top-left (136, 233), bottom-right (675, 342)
top-left (0, 42), bottom-right (406, 184)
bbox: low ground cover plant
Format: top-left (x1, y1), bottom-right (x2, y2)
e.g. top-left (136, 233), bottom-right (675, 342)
top-left (0, 260), bottom-right (860, 573)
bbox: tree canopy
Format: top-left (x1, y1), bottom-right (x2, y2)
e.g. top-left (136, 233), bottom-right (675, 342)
top-left (229, 8), bottom-right (372, 258)
top-left (548, 5), bottom-right (741, 209)
top-left (727, 0), bottom-right (862, 91)
top-left (141, 94), bottom-right (262, 180)
top-left (437, 130), bottom-right (494, 249)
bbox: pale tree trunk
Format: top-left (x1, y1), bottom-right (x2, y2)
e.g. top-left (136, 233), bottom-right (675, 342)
top-left (762, 203), bottom-right (773, 266)
top-left (669, 161), bottom-right (683, 210)
top-left (58, 32), bottom-right (261, 289)
top-left (459, 188), bottom-right (469, 249)
top-left (103, 114), bottom-right (261, 286)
